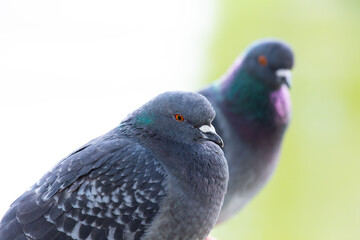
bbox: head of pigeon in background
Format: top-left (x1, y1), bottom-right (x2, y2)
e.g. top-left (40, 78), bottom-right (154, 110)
top-left (239, 39), bottom-right (294, 89)
top-left (218, 39), bottom-right (294, 124)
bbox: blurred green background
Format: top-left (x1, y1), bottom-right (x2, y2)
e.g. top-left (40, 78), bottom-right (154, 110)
top-left (205, 0), bottom-right (360, 239)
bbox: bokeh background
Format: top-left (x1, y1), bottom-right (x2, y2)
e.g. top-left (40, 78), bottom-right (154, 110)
top-left (1, 0), bottom-right (360, 239)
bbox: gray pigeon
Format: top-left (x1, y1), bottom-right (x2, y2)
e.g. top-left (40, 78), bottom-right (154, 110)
top-left (0, 91), bottom-right (228, 240)
top-left (200, 39), bottom-right (294, 223)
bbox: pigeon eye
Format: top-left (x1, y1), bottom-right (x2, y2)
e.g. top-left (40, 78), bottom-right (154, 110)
top-left (258, 55), bottom-right (267, 66)
top-left (174, 114), bottom-right (184, 122)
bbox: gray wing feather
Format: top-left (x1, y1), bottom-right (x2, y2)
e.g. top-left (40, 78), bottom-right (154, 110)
top-left (0, 136), bottom-right (167, 240)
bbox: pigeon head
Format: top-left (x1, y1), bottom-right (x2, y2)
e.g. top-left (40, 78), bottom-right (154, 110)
top-left (241, 39), bottom-right (294, 89)
top-left (127, 91), bottom-right (223, 148)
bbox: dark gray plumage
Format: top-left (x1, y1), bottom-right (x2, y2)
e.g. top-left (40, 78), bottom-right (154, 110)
top-left (200, 39), bottom-right (294, 223)
top-left (0, 91), bottom-right (228, 240)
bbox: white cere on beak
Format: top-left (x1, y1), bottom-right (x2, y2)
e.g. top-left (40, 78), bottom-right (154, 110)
top-left (276, 69), bottom-right (293, 87)
top-left (199, 124), bottom-right (216, 134)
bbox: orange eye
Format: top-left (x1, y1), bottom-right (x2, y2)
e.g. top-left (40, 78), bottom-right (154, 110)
top-left (174, 114), bottom-right (184, 122)
top-left (258, 55), bottom-right (267, 66)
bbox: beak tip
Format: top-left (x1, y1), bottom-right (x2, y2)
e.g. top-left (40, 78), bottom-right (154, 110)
top-left (276, 69), bottom-right (292, 88)
top-left (210, 135), bottom-right (224, 148)
top-left (198, 124), bottom-right (224, 147)
top-left (284, 79), bottom-right (292, 89)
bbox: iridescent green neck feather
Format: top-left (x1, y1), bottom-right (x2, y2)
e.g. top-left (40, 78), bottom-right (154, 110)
top-left (219, 69), bottom-right (273, 122)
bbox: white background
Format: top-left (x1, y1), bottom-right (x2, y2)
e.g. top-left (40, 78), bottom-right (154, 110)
top-left (0, 0), bottom-right (217, 217)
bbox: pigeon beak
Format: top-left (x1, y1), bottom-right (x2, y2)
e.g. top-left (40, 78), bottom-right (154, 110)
top-left (198, 124), bottom-right (224, 147)
top-left (276, 69), bottom-right (292, 88)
